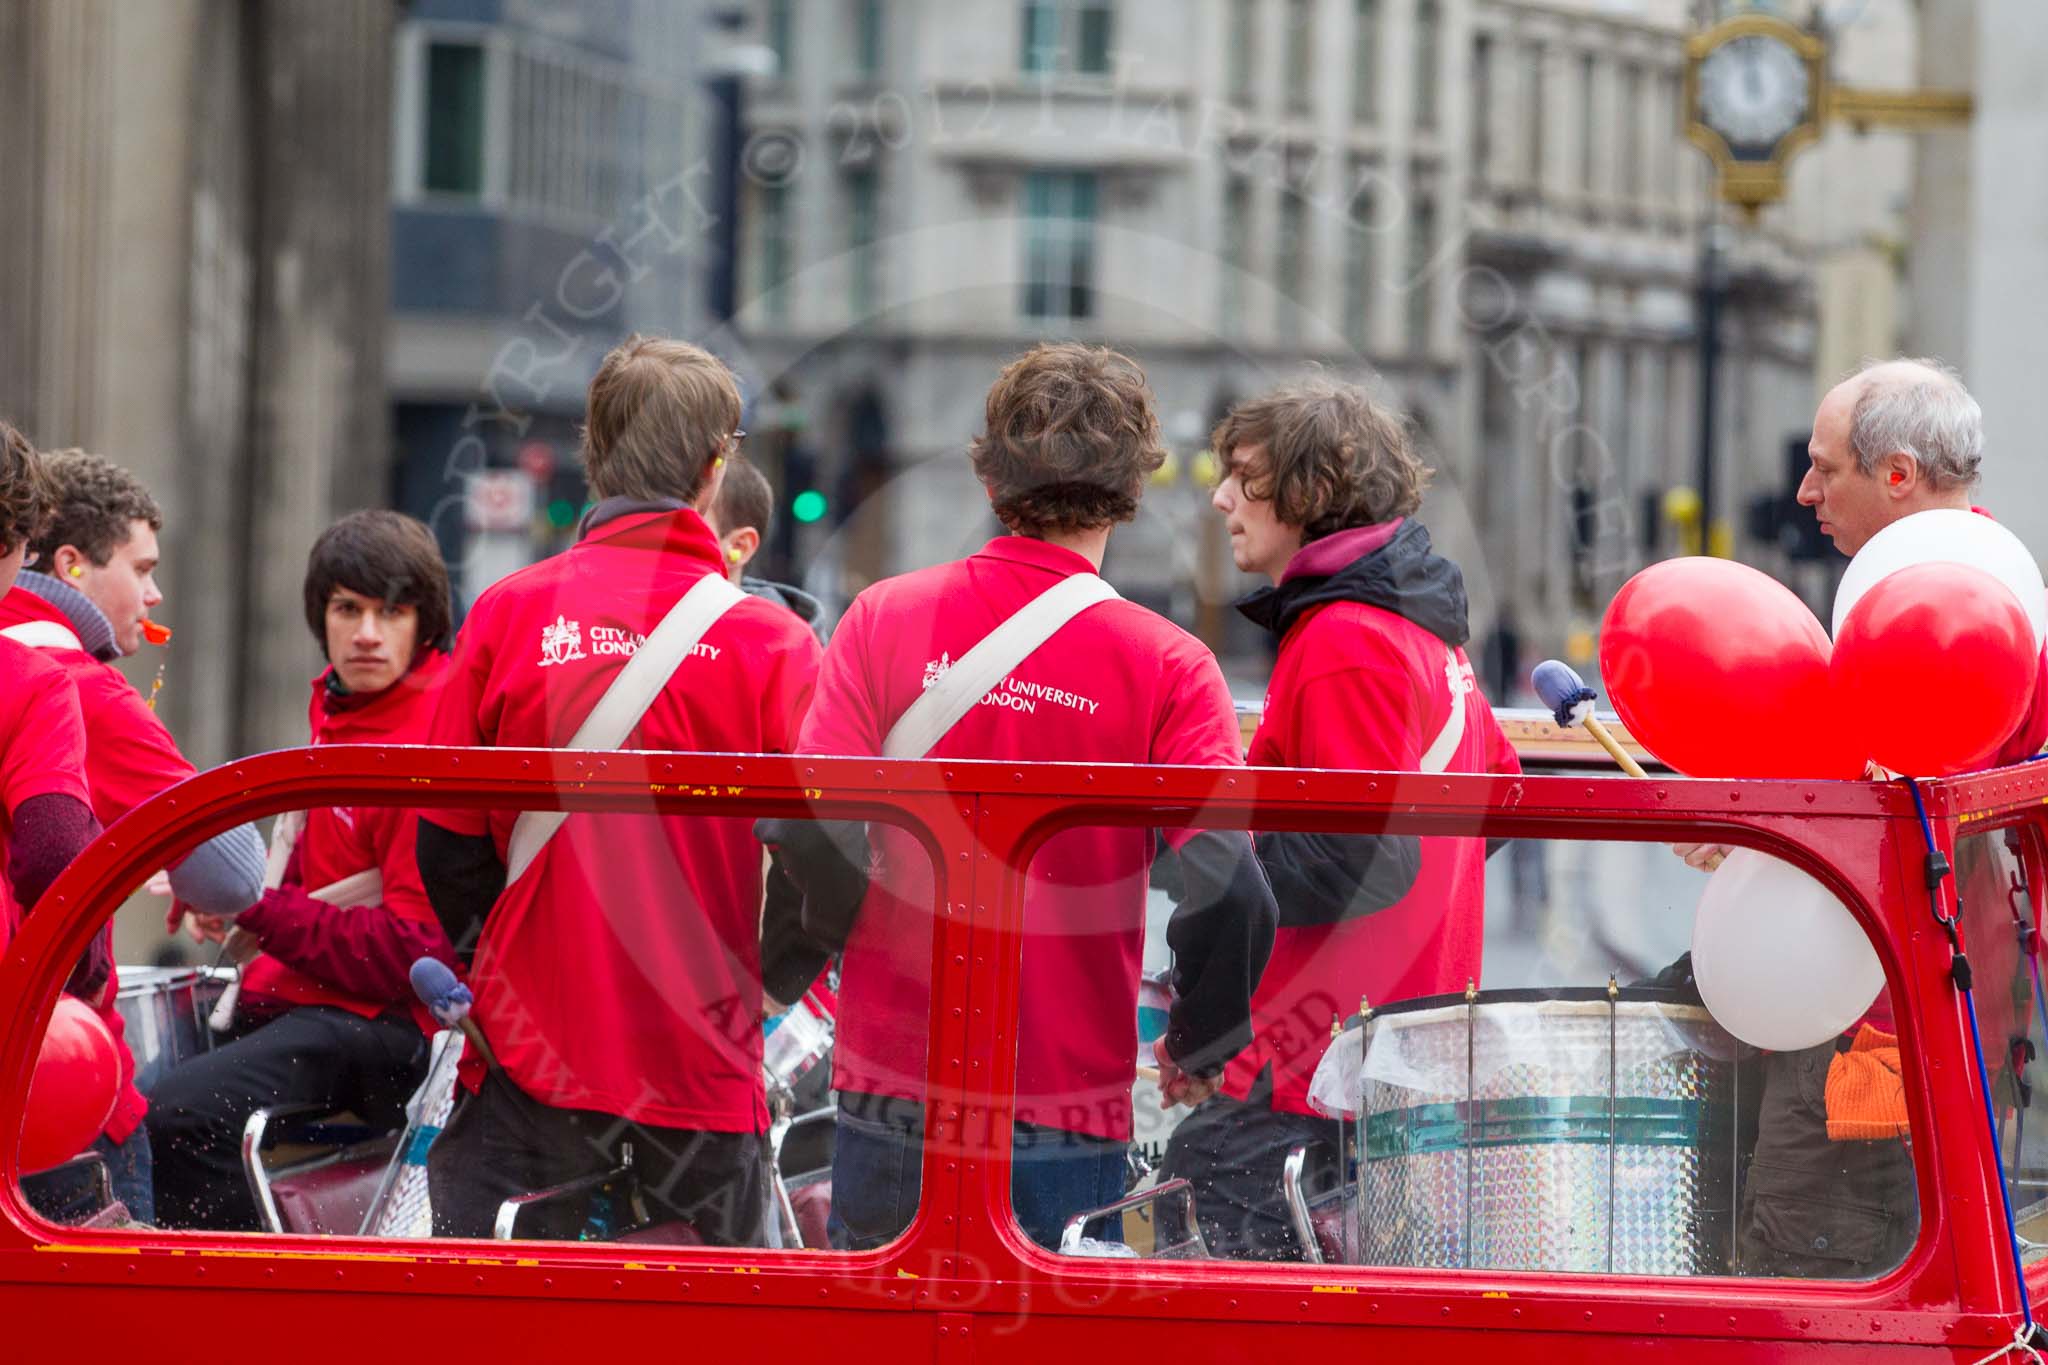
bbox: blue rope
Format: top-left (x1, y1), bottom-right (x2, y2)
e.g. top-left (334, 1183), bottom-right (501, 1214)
top-left (1905, 776), bottom-right (2037, 1335)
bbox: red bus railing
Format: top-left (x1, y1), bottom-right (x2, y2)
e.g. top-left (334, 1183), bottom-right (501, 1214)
top-left (0, 744), bottom-right (2040, 1359)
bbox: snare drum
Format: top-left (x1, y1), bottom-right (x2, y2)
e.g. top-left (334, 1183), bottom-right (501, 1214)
top-left (1355, 987), bottom-right (1739, 1277)
top-left (114, 966), bottom-right (230, 1096)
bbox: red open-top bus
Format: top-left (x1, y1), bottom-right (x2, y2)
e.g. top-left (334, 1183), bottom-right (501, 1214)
top-left (3, 740), bottom-right (2046, 1361)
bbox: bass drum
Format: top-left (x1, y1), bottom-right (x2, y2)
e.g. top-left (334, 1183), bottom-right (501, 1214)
top-left (1355, 986), bottom-right (1740, 1277)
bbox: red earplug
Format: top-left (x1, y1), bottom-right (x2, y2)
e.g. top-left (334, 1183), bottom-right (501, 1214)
top-left (1889, 471), bottom-right (1905, 485)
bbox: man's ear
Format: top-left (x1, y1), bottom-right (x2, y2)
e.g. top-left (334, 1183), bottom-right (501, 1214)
top-left (49, 544), bottom-right (88, 578)
top-left (693, 454), bottom-right (730, 516)
top-left (731, 525), bottom-right (761, 570)
top-left (1882, 451), bottom-right (1919, 496)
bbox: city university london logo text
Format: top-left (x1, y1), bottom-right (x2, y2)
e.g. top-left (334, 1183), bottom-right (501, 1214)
top-left (918, 652), bottom-right (1102, 717)
top-left (539, 614), bottom-right (722, 668)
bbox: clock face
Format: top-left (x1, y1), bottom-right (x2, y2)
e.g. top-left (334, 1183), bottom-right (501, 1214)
top-left (1697, 34), bottom-right (1810, 151)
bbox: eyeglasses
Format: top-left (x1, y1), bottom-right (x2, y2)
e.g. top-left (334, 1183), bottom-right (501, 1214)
top-left (729, 428), bottom-right (747, 446)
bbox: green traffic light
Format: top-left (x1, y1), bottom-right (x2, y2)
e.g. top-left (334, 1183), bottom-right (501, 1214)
top-left (792, 489), bottom-right (828, 523)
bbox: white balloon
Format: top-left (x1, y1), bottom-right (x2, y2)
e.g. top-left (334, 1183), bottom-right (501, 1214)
top-left (1832, 508), bottom-right (2047, 650)
top-left (1690, 847), bottom-right (1884, 1051)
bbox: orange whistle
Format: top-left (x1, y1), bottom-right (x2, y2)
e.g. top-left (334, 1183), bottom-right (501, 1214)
top-left (140, 619), bottom-right (172, 646)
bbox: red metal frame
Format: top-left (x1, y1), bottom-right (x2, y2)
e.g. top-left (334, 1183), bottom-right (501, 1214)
top-left (1, 743), bottom-right (2043, 1359)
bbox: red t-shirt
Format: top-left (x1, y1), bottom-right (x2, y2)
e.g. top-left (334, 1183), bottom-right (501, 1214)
top-left (0, 587), bottom-right (192, 1141)
top-left (429, 509), bottom-right (820, 1132)
top-left (239, 651), bottom-right (451, 1033)
top-left (0, 638), bottom-right (92, 946)
top-left (1225, 599), bottom-right (1522, 1116)
top-left (798, 535), bottom-right (1245, 1141)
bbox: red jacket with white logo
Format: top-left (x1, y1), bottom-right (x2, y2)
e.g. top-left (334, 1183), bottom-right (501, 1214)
top-left (428, 508), bottom-right (820, 1132)
top-left (0, 639), bottom-right (92, 945)
top-left (233, 651), bottom-right (454, 1035)
top-left (0, 586), bottom-right (199, 1141)
top-left (1225, 522), bottom-right (1521, 1116)
top-left (797, 535), bottom-right (1246, 1141)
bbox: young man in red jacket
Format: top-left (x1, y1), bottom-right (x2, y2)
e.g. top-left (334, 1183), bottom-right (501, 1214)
top-left (767, 343), bottom-right (1279, 1251)
top-left (418, 336), bottom-right (822, 1246)
top-left (0, 450), bottom-right (267, 1224)
top-left (1163, 377), bottom-right (1520, 1260)
top-left (144, 510), bottom-right (459, 1229)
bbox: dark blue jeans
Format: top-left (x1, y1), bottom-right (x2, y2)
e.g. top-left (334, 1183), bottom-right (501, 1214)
top-left (829, 1092), bottom-right (1127, 1251)
top-left (22, 1126), bottom-right (153, 1226)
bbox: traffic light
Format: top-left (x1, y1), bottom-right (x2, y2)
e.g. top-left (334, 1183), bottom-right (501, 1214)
top-left (792, 489), bottom-right (827, 524)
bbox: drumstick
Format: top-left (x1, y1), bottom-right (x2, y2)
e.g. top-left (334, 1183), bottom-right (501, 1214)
top-left (1531, 659), bottom-right (1649, 779)
top-left (206, 927), bottom-right (261, 1033)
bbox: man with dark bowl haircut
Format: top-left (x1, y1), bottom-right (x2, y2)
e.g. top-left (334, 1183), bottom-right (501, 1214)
top-left (147, 511), bottom-right (460, 1230)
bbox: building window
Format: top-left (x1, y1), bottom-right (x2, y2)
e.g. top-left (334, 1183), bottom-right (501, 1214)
top-left (1344, 187), bottom-right (1375, 350)
top-left (1275, 190), bottom-right (1306, 339)
top-left (1228, 0), bottom-right (1257, 105)
top-left (1407, 196), bottom-right (1435, 351)
top-left (422, 39), bottom-right (487, 197)
top-left (1618, 64), bottom-right (1641, 202)
top-left (848, 167), bottom-right (879, 317)
top-left (856, 0), bottom-right (885, 78)
top-left (1022, 171), bottom-right (1096, 320)
top-left (1022, 1), bottom-right (1113, 77)
top-left (1414, 0), bottom-right (1439, 132)
top-left (1580, 52), bottom-right (1597, 194)
top-left (1352, 0), bottom-right (1379, 124)
top-left (1285, 0), bottom-right (1315, 113)
top-left (1221, 174), bottom-right (1251, 330)
top-left (765, 0), bottom-right (795, 80)
top-left (755, 181), bottom-right (794, 319)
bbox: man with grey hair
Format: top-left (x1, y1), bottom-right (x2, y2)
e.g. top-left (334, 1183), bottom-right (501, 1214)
top-left (1795, 356), bottom-right (1984, 556)
top-left (1721, 357), bottom-right (2044, 1281)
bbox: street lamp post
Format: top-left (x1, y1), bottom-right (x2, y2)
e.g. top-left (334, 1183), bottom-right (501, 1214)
top-left (1695, 224), bottom-right (1728, 556)
top-left (703, 9), bottom-right (776, 326)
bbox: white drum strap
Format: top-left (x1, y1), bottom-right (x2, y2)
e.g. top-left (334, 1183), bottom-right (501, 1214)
top-left (0, 620), bottom-right (85, 652)
top-left (1416, 647), bottom-right (1470, 775)
top-left (882, 573), bottom-right (1119, 760)
top-left (505, 572), bottom-right (748, 886)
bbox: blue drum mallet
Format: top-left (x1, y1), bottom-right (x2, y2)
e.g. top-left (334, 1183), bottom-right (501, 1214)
top-left (1531, 659), bottom-right (1649, 779)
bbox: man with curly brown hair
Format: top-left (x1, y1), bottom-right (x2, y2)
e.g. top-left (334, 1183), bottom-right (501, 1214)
top-left (1163, 376), bottom-right (1520, 1260)
top-left (767, 342), bottom-right (1278, 1250)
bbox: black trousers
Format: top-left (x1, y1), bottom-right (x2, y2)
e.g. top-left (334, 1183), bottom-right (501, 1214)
top-left (145, 1004), bottom-right (427, 1231)
top-left (427, 1069), bottom-right (770, 1247)
top-left (1737, 1041), bottom-right (1919, 1278)
top-left (1160, 1082), bottom-right (1343, 1261)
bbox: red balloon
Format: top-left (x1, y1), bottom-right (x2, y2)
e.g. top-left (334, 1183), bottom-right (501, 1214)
top-left (1600, 558), bottom-right (1866, 779)
top-left (21, 997), bottom-right (119, 1174)
top-left (1832, 561), bottom-right (2039, 776)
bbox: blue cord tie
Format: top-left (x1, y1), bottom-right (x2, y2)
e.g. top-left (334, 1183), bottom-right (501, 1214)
top-left (1905, 775), bottom-right (2037, 1338)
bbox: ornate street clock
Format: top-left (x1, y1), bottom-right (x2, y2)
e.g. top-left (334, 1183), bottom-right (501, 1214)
top-left (1684, 13), bottom-right (1972, 214)
top-left (1684, 15), bottom-right (1826, 212)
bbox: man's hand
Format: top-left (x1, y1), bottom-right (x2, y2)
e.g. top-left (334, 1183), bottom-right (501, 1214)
top-left (1671, 842), bottom-right (1731, 874)
top-left (181, 911), bottom-right (232, 945)
top-left (1153, 1036), bottom-right (1220, 1109)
